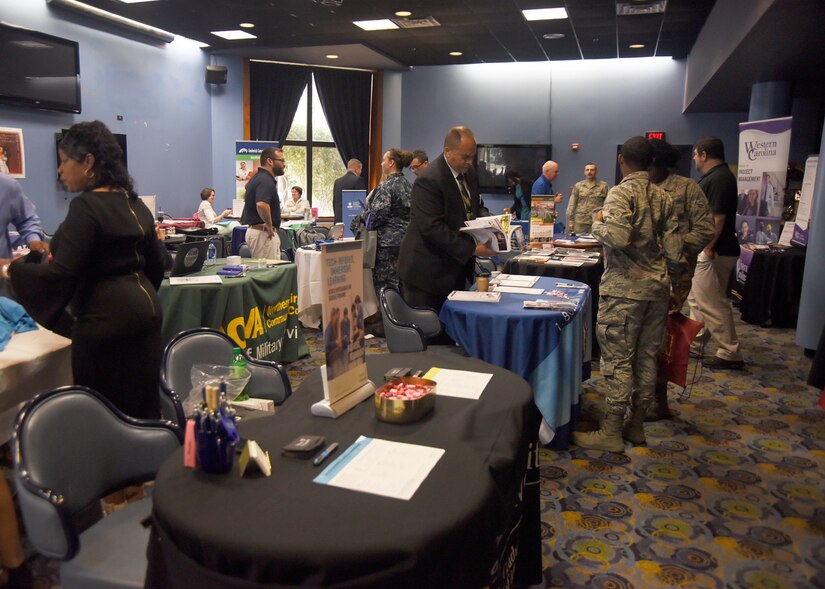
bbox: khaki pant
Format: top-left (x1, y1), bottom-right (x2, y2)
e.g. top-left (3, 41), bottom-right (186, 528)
top-left (687, 251), bottom-right (742, 361)
top-left (597, 295), bottom-right (669, 415)
top-left (246, 227), bottom-right (281, 260)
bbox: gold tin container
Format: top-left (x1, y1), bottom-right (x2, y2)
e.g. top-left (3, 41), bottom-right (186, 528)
top-left (374, 377), bottom-right (437, 424)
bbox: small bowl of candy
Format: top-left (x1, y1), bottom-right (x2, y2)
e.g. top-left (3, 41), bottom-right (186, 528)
top-left (374, 377), bottom-right (436, 424)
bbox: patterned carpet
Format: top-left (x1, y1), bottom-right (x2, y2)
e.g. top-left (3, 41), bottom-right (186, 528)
top-left (540, 319), bottom-right (825, 589)
top-left (5, 315), bottom-right (824, 588)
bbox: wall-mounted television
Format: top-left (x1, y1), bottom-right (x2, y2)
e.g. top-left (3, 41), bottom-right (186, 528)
top-left (0, 22), bottom-right (81, 114)
top-left (474, 144), bottom-right (552, 193)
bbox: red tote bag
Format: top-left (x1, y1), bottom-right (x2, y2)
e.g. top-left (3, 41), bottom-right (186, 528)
top-left (658, 312), bottom-right (704, 388)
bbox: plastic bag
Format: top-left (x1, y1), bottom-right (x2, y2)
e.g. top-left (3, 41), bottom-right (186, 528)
top-left (182, 363), bottom-right (251, 416)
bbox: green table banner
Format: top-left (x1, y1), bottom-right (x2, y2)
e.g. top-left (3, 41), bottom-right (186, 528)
top-left (159, 262), bottom-right (309, 363)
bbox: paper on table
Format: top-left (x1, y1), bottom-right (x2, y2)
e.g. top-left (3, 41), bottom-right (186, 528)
top-left (314, 436), bottom-right (444, 501)
top-left (168, 275), bottom-right (224, 285)
top-left (422, 367), bottom-right (492, 400)
top-left (493, 274), bottom-right (538, 286)
top-left (493, 285), bottom-right (545, 295)
top-left (545, 259), bottom-right (584, 267)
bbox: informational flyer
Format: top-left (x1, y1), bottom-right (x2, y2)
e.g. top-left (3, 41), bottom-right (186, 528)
top-left (320, 240), bottom-right (367, 402)
top-left (529, 195), bottom-right (556, 243)
top-left (342, 189), bottom-right (367, 238)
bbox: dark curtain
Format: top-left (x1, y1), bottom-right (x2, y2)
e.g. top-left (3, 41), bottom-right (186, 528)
top-left (249, 62), bottom-right (311, 143)
top-left (313, 68), bottom-right (372, 169)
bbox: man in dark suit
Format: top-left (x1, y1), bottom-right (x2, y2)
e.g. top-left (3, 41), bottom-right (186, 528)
top-left (332, 159), bottom-right (366, 223)
top-left (398, 126), bottom-right (495, 311)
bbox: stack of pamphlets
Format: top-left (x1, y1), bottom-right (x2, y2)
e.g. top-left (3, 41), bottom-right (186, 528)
top-left (523, 299), bottom-right (580, 311)
top-left (447, 290), bottom-right (502, 303)
top-left (545, 248), bottom-right (601, 267)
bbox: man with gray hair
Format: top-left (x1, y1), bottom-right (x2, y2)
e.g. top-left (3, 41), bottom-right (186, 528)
top-left (333, 158), bottom-right (366, 223)
top-left (531, 160), bottom-right (564, 205)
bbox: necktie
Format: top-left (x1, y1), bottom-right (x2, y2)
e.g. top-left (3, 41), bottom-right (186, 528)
top-left (457, 175), bottom-right (473, 220)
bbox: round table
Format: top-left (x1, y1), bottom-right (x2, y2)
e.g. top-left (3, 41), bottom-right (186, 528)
top-left (295, 246), bottom-right (379, 328)
top-left (145, 351), bottom-right (541, 588)
top-left (440, 276), bottom-right (590, 448)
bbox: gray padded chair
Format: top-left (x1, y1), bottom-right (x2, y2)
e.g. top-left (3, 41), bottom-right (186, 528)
top-left (238, 242), bottom-right (252, 258)
top-left (475, 256), bottom-right (497, 275)
top-left (12, 386), bottom-right (182, 589)
top-left (380, 286), bottom-right (444, 353)
top-left (160, 328), bottom-right (292, 426)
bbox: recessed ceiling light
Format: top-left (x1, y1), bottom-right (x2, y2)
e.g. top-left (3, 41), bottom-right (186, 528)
top-left (629, 43), bottom-right (645, 49)
top-left (326, 54), bottom-right (339, 59)
top-left (449, 51), bottom-right (463, 57)
top-left (353, 19), bottom-right (399, 31)
top-left (211, 30), bottom-right (257, 40)
top-left (522, 7), bottom-right (568, 21)
top-left (239, 23), bottom-right (255, 29)
top-left (543, 33), bottom-right (565, 40)
top-left (395, 10), bottom-right (412, 17)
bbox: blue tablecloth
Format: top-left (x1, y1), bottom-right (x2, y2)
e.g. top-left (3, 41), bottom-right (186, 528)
top-left (440, 276), bottom-right (590, 449)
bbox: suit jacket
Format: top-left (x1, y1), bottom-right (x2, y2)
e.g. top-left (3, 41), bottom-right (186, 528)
top-left (398, 154), bottom-right (484, 298)
top-left (332, 170), bottom-right (367, 223)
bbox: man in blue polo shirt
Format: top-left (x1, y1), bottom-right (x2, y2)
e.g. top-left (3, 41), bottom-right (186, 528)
top-left (531, 160), bottom-right (564, 213)
top-left (241, 147), bottom-right (285, 259)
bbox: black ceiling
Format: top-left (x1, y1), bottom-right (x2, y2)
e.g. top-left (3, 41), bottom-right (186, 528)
top-left (73, 0), bottom-right (716, 68)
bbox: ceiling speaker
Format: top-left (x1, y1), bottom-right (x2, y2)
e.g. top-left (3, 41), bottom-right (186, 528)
top-left (206, 65), bottom-right (227, 84)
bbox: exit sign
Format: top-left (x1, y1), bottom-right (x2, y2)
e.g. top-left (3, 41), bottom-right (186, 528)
top-left (646, 131), bottom-right (666, 141)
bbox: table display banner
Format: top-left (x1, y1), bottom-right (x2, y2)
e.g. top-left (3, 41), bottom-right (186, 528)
top-left (235, 140), bottom-right (279, 199)
top-left (529, 196), bottom-right (555, 243)
top-left (159, 265), bottom-right (308, 364)
top-left (736, 116), bottom-right (791, 247)
top-left (321, 241), bottom-right (368, 402)
top-left (343, 189), bottom-right (367, 238)
top-left (793, 155), bottom-right (818, 247)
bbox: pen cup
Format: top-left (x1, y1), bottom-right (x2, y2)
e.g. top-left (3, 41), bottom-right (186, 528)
top-left (196, 429), bottom-right (236, 474)
top-left (476, 275), bottom-right (489, 292)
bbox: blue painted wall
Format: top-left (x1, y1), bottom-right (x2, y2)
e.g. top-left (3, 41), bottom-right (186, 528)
top-left (395, 58), bottom-right (747, 222)
top-left (0, 0), bottom-right (212, 231)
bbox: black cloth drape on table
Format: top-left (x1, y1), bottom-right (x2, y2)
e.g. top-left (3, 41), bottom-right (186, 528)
top-left (313, 67), bottom-right (372, 168)
top-left (249, 62), bottom-right (311, 143)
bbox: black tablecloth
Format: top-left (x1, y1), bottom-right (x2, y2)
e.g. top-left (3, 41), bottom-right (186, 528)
top-left (738, 247), bottom-right (806, 328)
top-left (503, 256), bottom-right (604, 357)
top-left (145, 351), bottom-right (541, 589)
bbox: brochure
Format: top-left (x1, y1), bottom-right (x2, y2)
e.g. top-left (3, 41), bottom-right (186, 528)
top-left (460, 215), bottom-right (524, 253)
top-left (447, 290), bottom-right (502, 303)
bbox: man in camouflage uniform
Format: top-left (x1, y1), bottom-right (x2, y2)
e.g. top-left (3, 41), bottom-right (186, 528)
top-left (573, 137), bottom-right (683, 453)
top-left (567, 163), bottom-right (608, 234)
top-left (646, 139), bottom-right (715, 420)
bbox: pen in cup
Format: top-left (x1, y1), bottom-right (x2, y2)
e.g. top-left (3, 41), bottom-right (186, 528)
top-left (312, 442), bottom-right (339, 466)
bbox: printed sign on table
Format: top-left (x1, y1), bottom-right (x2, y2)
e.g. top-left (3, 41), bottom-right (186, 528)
top-left (530, 195), bottom-right (556, 243)
top-left (321, 241), bottom-right (368, 404)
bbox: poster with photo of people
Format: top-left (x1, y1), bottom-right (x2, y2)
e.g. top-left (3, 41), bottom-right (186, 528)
top-left (736, 116), bottom-right (791, 248)
top-left (320, 240), bottom-right (368, 403)
top-left (235, 140), bottom-right (278, 199)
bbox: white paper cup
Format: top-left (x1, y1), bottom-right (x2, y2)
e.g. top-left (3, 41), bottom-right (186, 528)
top-left (226, 255), bottom-right (242, 266)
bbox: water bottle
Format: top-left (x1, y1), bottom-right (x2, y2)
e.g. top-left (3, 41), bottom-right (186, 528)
top-left (206, 241), bottom-right (217, 266)
top-left (230, 347), bottom-right (249, 401)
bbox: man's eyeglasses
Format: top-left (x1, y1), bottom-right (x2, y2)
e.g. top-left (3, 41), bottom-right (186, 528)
top-left (271, 157), bottom-right (286, 162)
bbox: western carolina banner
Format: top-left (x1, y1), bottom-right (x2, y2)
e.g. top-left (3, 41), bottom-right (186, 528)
top-left (734, 116), bottom-right (791, 288)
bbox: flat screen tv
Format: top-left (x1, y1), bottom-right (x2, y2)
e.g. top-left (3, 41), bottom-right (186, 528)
top-left (475, 144), bottom-right (552, 193)
top-left (0, 22), bottom-right (81, 113)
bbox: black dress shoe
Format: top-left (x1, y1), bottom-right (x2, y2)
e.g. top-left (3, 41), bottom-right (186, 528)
top-left (703, 356), bottom-right (745, 369)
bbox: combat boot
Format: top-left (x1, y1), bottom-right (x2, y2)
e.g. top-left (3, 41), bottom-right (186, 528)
top-left (573, 413), bottom-right (625, 453)
top-left (623, 402), bottom-right (649, 445)
top-left (645, 382), bottom-right (674, 421)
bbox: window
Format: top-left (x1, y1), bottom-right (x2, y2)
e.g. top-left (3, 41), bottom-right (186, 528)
top-left (283, 76), bottom-right (346, 216)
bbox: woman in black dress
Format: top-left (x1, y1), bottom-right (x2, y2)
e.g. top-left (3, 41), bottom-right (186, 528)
top-left (9, 121), bottom-right (164, 418)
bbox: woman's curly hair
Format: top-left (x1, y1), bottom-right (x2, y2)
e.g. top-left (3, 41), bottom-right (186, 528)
top-left (59, 120), bottom-right (138, 199)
